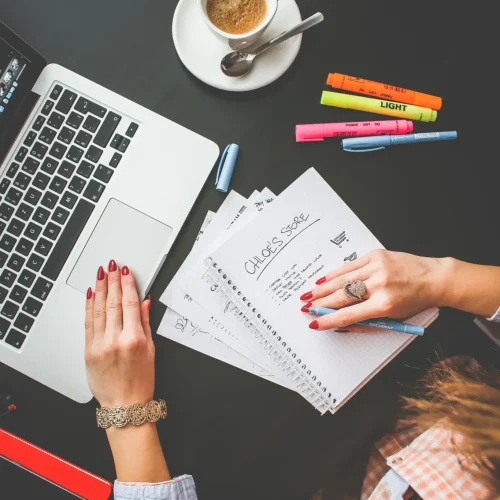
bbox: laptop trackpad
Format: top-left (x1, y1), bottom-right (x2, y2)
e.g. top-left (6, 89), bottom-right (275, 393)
top-left (67, 199), bottom-right (172, 296)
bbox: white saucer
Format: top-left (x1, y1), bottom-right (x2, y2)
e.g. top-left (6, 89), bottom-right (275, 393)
top-left (172, 0), bottom-right (302, 92)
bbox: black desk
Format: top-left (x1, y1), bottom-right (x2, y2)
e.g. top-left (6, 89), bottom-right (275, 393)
top-left (0, 1), bottom-right (498, 499)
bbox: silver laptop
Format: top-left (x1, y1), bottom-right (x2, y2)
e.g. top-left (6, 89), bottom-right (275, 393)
top-left (0, 22), bottom-right (219, 402)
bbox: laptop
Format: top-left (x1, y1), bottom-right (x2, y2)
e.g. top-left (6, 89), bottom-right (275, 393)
top-left (0, 21), bottom-right (219, 402)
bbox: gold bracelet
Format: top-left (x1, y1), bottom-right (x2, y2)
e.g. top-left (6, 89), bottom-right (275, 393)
top-left (96, 399), bottom-right (167, 429)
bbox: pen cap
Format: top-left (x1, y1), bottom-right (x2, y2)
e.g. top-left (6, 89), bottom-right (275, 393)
top-left (413, 93), bottom-right (442, 111)
top-left (215, 143), bottom-right (239, 193)
top-left (326, 73), bottom-right (343, 88)
top-left (296, 124), bottom-right (326, 142)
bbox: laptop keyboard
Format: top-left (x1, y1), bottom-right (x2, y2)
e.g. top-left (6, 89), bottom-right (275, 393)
top-left (0, 83), bottom-right (139, 351)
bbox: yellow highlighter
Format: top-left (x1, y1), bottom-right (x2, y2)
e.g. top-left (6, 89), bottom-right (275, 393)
top-left (321, 91), bottom-right (437, 122)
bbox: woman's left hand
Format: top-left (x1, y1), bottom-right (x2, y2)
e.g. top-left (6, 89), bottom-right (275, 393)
top-left (301, 250), bottom-right (451, 330)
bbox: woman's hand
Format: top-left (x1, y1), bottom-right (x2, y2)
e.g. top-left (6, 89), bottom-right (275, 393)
top-left (85, 260), bottom-right (154, 407)
top-left (302, 250), bottom-right (452, 330)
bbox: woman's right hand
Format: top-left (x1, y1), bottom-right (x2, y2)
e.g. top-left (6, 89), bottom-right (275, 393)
top-left (302, 250), bottom-right (453, 330)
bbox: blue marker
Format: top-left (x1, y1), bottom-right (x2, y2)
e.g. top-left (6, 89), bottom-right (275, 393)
top-left (306, 307), bottom-right (425, 336)
top-left (342, 131), bottom-right (457, 152)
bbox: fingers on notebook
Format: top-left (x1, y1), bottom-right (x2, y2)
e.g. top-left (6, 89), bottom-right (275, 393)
top-left (310, 270), bottom-right (371, 301)
top-left (106, 260), bottom-right (123, 335)
top-left (318, 254), bottom-right (370, 285)
top-left (314, 301), bottom-right (375, 330)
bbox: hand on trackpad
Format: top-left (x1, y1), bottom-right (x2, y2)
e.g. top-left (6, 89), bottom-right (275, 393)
top-left (67, 199), bottom-right (172, 297)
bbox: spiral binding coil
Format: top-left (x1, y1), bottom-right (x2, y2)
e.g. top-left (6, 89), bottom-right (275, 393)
top-left (202, 258), bottom-right (336, 414)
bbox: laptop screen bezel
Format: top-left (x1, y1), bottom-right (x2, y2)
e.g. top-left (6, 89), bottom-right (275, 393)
top-left (0, 21), bottom-right (47, 166)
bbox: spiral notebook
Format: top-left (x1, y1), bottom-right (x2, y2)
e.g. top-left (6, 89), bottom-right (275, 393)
top-left (181, 169), bottom-right (439, 414)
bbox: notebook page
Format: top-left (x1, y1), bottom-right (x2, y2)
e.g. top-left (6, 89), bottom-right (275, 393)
top-left (182, 169), bottom-right (437, 410)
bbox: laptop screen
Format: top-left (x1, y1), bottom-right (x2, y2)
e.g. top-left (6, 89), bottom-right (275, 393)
top-left (0, 37), bottom-right (30, 125)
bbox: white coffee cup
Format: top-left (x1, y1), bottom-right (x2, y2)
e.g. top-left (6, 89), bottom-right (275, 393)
top-left (199, 0), bottom-right (279, 49)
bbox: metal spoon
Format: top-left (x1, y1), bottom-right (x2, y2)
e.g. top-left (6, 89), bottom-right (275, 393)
top-left (221, 12), bottom-right (324, 77)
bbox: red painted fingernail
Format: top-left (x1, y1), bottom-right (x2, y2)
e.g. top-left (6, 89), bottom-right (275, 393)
top-left (148, 295), bottom-right (152, 311)
top-left (97, 266), bottom-right (105, 281)
top-left (301, 302), bottom-right (312, 312)
top-left (300, 291), bottom-right (313, 301)
top-left (121, 265), bottom-right (130, 276)
top-left (316, 276), bottom-right (326, 285)
top-left (108, 259), bottom-right (117, 272)
top-left (86, 287), bottom-right (93, 300)
top-left (309, 320), bottom-right (319, 330)
top-left (7, 404), bottom-right (16, 412)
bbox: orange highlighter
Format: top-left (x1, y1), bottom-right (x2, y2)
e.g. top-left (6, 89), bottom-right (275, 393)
top-left (327, 73), bottom-right (442, 111)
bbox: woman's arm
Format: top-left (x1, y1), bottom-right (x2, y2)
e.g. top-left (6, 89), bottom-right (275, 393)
top-left (84, 261), bottom-right (197, 500)
top-left (304, 251), bottom-right (500, 330)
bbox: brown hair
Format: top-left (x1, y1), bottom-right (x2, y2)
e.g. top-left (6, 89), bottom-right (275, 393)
top-left (400, 356), bottom-right (500, 494)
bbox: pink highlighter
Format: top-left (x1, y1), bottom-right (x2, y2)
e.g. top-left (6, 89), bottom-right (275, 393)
top-left (295, 119), bottom-right (413, 142)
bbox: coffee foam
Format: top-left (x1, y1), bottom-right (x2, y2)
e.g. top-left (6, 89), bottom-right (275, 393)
top-left (207, 0), bottom-right (267, 35)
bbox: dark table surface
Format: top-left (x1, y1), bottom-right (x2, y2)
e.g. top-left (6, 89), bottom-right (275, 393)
top-left (0, 1), bottom-right (498, 499)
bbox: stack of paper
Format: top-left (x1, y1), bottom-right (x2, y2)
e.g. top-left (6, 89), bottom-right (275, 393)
top-left (158, 169), bottom-right (438, 413)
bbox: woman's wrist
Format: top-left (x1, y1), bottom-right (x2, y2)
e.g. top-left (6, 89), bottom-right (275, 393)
top-left (429, 256), bottom-right (459, 308)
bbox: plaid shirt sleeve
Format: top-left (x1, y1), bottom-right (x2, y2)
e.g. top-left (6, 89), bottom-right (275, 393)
top-left (361, 425), bottom-right (492, 499)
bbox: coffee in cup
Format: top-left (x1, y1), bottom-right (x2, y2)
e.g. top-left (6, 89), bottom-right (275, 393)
top-left (206, 0), bottom-right (267, 35)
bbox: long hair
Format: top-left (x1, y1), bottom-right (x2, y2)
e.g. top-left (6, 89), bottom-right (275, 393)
top-left (400, 356), bottom-right (500, 493)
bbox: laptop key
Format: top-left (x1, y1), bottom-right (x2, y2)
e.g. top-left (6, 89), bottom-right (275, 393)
top-left (6, 162), bottom-right (19, 178)
top-left (69, 176), bottom-right (86, 194)
top-left (51, 206), bottom-right (69, 225)
top-left (22, 157), bottom-right (40, 175)
top-left (66, 145), bottom-right (84, 164)
top-left (74, 97), bottom-right (107, 118)
top-left (0, 234), bottom-right (16, 252)
top-left (0, 179), bottom-right (10, 194)
top-left (0, 204), bottom-right (15, 222)
top-left (14, 312), bottom-right (34, 333)
top-left (18, 269), bottom-right (36, 288)
top-left (24, 187), bottom-right (42, 206)
top-left (35, 237), bottom-right (53, 256)
top-left (15, 203), bottom-right (34, 222)
top-left (49, 142), bottom-right (67, 160)
top-left (15, 147), bottom-right (28, 162)
top-left (77, 160), bottom-right (95, 178)
top-left (5, 329), bottom-right (26, 349)
top-left (32, 277), bottom-right (53, 301)
top-left (109, 152), bottom-right (122, 168)
top-left (13, 173), bottom-right (30, 190)
top-left (94, 112), bottom-right (121, 148)
top-left (41, 191), bottom-right (59, 209)
top-left (48, 176), bottom-right (66, 194)
top-left (0, 251), bottom-right (7, 267)
top-left (26, 254), bottom-right (44, 272)
top-left (39, 126), bottom-right (56, 145)
top-left (7, 219), bottom-right (25, 237)
top-left (58, 126), bottom-right (76, 145)
top-left (0, 270), bottom-right (17, 288)
top-left (0, 222), bottom-right (4, 236)
top-left (0, 317), bottom-right (8, 336)
top-left (50, 84), bottom-right (63, 100)
top-left (60, 191), bottom-right (77, 209)
top-left (41, 157), bottom-right (59, 175)
top-left (33, 115), bottom-right (46, 131)
top-left (15, 238), bottom-right (34, 256)
top-left (1, 300), bottom-right (19, 319)
top-left (41, 100), bottom-right (54, 116)
top-left (41, 199), bottom-right (94, 281)
top-left (24, 131), bottom-right (37, 147)
top-left (74, 130), bottom-right (92, 148)
top-left (43, 223), bottom-right (61, 241)
top-left (7, 254), bottom-right (25, 273)
top-left (9, 285), bottom-right (27, 304)
top-left (83, 179), bottom-right (105, 203)
top-left (58, 160), bottom-right (76, 179)
top-left (66, 111), bottom-right (84, 129)
top-left (30, 142), bottom-right (48, 160)
top-left (125, 122), bottom-right (139, 138)
top-left (47, 111), bottom-right (65, 130)
top-left (85, 145), bottom-right (103, 163)
top-left (55, 90), bottom-right (77, 114)
top-left (82, 115), bottom-right (100, 133)
top-left (33, 172), bottom-right (50, 191)
top-left (33, 207), bottom-right (50, 225)
top-left (23, 296), bottom-right (43, 316)
top-left (6, 187), bottom-right (22, 206)
top-left (24, 222), bottom-right (42, 241)
top-left (94, 164), bottom-right (113, 184)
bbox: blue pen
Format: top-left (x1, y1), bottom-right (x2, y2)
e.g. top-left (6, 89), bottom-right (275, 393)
top-left (342, 131), bottom-right (457, 152)
top-left (307, 307), bottom-right (425, 336)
